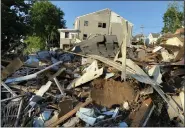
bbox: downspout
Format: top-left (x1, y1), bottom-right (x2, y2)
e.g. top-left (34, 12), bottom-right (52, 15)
top-left (78, 19), bottom-right (80, 40)
top-left (108, 10), bottom-right (111, 35)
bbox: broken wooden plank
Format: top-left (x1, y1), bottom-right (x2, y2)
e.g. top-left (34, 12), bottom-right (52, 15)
top-left (48, 99), bottom-right (92, 127)
top-left (1, 58), bottom-right (23, 80)
top-left (130, 98), bottom-right (153, 127)
top-left (121, 20), bottom-right (128, 81)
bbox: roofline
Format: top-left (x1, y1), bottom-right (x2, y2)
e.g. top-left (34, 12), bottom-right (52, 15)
top-left (74, 8), bottom-right (134, 26)
top-left (58, 29), bottom-right (80, 32)
top-left (111, 11), bottom-right (133, 26)
top-left (75, 8), bottom-right (111, 20)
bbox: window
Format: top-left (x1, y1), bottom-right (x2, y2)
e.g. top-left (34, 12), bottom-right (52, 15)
top-left (103, 23), bottom-right (106, 28)
top-left (84, 21), bottom-right (88, 26)
top-left (65, 32), bottom-right (69, 38)
top-left (98, 22), bottom-right (106, 28)
top-left (98, 22), bottom-right (102, 28)
top-left (83, 34), bottom-right (87, 40)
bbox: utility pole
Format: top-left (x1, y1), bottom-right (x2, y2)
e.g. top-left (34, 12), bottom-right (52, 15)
top-left (140, 25), bottom-right (144, 35)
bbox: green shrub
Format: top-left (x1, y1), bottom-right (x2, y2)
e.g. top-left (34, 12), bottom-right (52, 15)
top-left (24, 36), bottom-right (45, 54)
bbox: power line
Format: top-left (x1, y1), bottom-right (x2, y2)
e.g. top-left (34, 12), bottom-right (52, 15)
top-left (134, 26), bottom-right (163, 30)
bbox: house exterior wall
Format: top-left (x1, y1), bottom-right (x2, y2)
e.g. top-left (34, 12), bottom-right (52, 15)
top-left (127, 23), bottom-right (133, 46)
top-left (150, 38), bottom-right (158, 44)
top-left (59, 31), bottom-right (80, 49)
top-left (75, 9), bottom-right (111, 41)
top-left (110, 12), bottom-right (123, 46)
top-left (60, 9), bottom-right (133, 48)
top-left (109, 12), bottom-right (133, 46)
top-left (110, 23), bottom-right (123, 45)
top-left (121, 19), bottom-right (132, 46)
top-left (60, 32), bottom-right (65, 38)
top-left (60, 38), bottom-right (71, 49)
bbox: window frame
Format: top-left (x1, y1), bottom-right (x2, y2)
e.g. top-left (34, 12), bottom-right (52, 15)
top-left (102, 23), bottom-right (106, 28)
top-left (65, 32), bottom-right (69, 38)
top-left (98, 22), bottom-right (103, 28)
top-left (84, 21), bottom-right (88, 26)
top-left (83, 34), bottom-right (88, 40)
top-left (98, 22), bottom-right (106, 28)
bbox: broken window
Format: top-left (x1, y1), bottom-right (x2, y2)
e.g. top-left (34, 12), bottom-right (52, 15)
top-left (84, 21), bottom-right (88, 26)
top-left (65, 32), bottom-right (69, 38)
top-left (103, 23), bottom-right (106, 28)
top-left (83, 34), bottom-right (87, 40)
top-left (98, 22), bottom-right (102, 28)
top-left (98, 22), bottom-right (106, 28)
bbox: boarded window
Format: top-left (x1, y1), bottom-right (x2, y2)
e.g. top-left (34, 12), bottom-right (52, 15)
top-left (84, 21), bottom-right (88, 26)
top-left (83, 34), bottom-right (87, 40)
top-left (103, 23), bottom-right (106, 28)
top-left (65, 32), bottom-right (69, 38)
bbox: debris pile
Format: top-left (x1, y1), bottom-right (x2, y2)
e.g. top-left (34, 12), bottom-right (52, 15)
top-left (1, 29), bottom-right (184, 127)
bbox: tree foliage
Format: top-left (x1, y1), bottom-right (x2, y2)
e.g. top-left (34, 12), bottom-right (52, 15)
top-left (162, 2), bottom-right (184, 33)
top-left (1, 0), bottom-right (30, 53)
top-left (24, 36), bottom-right (45, 54)
top-left (2, 0), bottom-right (66, 54)
top-left (30, 1), bottom-right (66, 48)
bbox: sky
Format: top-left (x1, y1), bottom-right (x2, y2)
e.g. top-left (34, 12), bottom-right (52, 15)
top-left (52, 1), bottom-right (171, 36)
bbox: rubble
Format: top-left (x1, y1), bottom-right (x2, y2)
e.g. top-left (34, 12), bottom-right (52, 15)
top-left (91, 79), bottom-right (136, 108)
top-left (1, 28), bottom-right (184, 127)
top-left (72, 35), bottom-right (119, 58)
top-left (128, 98), bottom-right (154, 127)
top-left (1, 58), bottom-right (23, 80)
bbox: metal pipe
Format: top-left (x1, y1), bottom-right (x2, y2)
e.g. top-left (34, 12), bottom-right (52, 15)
top-left (5, 61), bottom-right (63, 84)
top-left (15, 99), bottom-right (24, 126)
top-left (1, 82), bottom-right (17, 96)
top-left (36, 61), bottom-right (63, 75)
top-left (1, 94), bottom-right (26, 102)
top-left (53, 77), bottom-right (65, 95)
top-left (142, 105), bottom-right (155, 127)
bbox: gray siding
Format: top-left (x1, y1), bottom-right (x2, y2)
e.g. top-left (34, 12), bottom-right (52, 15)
top-left (76, 9), bottom-right (111, 40)
top-left (72, 9), bottom-right (133, 46)
top-left (110, 23), bottom-right (123, 46)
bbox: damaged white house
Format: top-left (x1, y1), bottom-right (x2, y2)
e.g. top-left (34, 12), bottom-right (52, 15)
top-left (58, 8), bottom-right (134, 49)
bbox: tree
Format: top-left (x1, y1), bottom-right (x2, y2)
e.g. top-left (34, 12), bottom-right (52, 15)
top-left (29, 1), bottom-right (66, 49)
top-left (24, 36), bottom-right (45, 54)
top-left (162, 1), bottom-right (184, 33)
top-left (1, 0), bottom-right (30, 54)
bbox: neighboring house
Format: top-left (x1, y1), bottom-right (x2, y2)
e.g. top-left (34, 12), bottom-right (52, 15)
top-left (146, 33), bottom-right (161, 45)
top-left (58, 29), bottom-right (81, 49)
top-left (58, 8), bottom-right (133, 49)
top-left (132, 34), bottom-right (145, 45)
